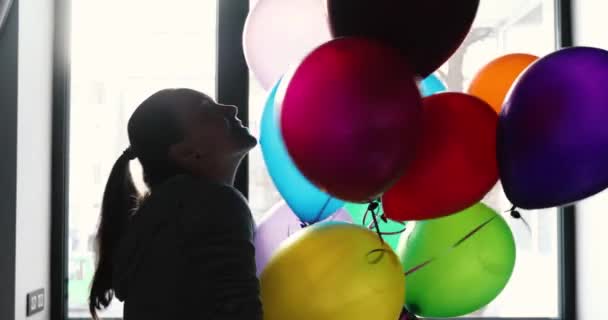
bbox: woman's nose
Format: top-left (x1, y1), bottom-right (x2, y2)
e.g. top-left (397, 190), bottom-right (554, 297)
top-left (220, 104), bottom-right (238, 117)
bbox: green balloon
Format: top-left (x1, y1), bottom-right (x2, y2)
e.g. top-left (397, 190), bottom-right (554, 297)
top-left (398, 203), bottom-right (516, 318)
top-left (344, 202), bottom-right (406, 251)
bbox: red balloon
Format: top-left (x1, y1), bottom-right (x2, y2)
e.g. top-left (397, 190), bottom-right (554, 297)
top-left (279, 37), bottom-right (422, 202)
top-left (327, 0), bottom-right (479, 78)
top-left (383, 93), bottom-right (498, 221)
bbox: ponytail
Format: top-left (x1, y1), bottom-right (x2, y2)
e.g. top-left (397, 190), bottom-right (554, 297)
top-left (89, 148), bottom-right (139, 320)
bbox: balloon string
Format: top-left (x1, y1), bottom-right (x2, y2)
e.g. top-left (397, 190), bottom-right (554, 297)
top-left (404, 216), bottom-right (497, 276)
top-left (311, 196), bottom-right (333, 224)
top-left (363, 203), bottom-right (407, 235)
top-left (404, 257), bottom-right (436, 276)
top-left (362, 204), bottom-right (373, 226)
top-left (453, 216), bottom-right (496, 247)
top-left (374, 228), bottom-right (408, 236)
top-left (367, 217), bottom-right (407, 235)
top-left (366, 248), bottom-right (389, 264)
top-left (507, 205), bottom-right (532, 234)
top-left (363, 200), bottom-right (393, 264)
top-left (370, 206), bottom-right (384, 244)
top-left (362, 200), bottom-right (384, 244)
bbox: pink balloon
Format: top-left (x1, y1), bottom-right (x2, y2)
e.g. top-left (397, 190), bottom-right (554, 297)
top-left (254, 202), bottom-right (351, 276)
top-left (244, 0), bottom-right (332, 90)
top-left (279, 37), bottom-right (423, 202)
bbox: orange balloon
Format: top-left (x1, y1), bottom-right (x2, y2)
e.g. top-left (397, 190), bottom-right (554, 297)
top-left (468, 53), bottom-right (538, 113)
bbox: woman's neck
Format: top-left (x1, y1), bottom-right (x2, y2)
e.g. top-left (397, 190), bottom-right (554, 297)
top-left (200, 156), bottom-right (243, 187)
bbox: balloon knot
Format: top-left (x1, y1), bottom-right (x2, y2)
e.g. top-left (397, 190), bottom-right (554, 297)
top-left (367, 201), bottom-right (379, 212)
top-left (507, 205), bottom-right (522, 219)
top-left (507, 206), bottom-right (532, 234)
top-left (510, 210), bottom-right (522, 219)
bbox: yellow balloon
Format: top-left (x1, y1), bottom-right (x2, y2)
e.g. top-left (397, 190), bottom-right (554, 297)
top-left (260, 222), bottom-right (405, 320)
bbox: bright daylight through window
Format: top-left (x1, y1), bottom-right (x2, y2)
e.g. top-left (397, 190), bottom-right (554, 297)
top-left (68, 1), bottom-right (217, 317)
top-left (69, 0), bottom-right (559, 318)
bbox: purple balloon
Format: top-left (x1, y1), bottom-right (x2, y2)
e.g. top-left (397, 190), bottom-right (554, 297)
top-left (399, 309), bottom-right (419, 320)
top-left (254, 202), bottom-right (352, 275)
top-left (498, 46), bottom-right (608, 209)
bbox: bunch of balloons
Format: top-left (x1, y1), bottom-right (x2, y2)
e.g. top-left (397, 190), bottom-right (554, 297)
top-left (244, 0), bottom-right (608, 319)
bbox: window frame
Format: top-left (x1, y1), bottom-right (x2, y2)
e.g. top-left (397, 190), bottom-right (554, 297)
top-left (51, 0), bottom-right (577, 319)
top-left (556, 0), bottom-right (578, 318)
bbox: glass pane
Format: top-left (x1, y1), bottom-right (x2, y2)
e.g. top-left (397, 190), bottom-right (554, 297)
top-left (248, 0), bottom-right (559, 317)
top-left (68, 1), bottom-right (218, 318)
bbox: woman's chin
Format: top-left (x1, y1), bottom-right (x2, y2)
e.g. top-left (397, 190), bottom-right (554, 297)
top-left (245, 134), bottom-right (259, 149)
top-left (238, 130), bottom-right (258, 150)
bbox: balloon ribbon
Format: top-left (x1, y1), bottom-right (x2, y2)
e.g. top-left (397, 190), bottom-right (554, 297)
top-left (311, 196), bottom-right (333, 225)
top-left (404, 215), bottom-right (497, 276)
top-left (362, 201), bottom-right (407, 236)
top-left (365, 200), bottom-right (390, 264)
top-left (298, 196), bottom-right (334, 228)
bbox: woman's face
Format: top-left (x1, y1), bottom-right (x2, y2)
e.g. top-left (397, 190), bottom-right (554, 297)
top-left (177, 94), bottom-right (257, 161)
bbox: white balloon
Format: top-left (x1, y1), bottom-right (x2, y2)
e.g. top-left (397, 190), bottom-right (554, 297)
top-left (243, 0), bottom-right (332, 90)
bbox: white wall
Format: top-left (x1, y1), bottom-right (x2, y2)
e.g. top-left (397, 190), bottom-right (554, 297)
top-left (576, 192), bottom-right (608, 320)
top-left (15, 0), bottom-right (54, 318)
top-left (573, 1), bottom-right (608, 319)
top-left (574, 0), bottom-right (608, 47)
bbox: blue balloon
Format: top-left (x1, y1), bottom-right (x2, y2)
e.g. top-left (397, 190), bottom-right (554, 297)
top-left (420, 74), bottom-right (447, 97)
top-left (260, 81), bottom-right (344, 223)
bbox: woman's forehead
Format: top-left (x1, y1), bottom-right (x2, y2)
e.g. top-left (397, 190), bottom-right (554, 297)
top-left (178, 94), bottom-right (222, 123)
top-left (199, 93), bottom-right (215, 105)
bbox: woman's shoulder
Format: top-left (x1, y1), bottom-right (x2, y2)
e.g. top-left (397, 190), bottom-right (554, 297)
top-left (151, 174), bottom-right (252, 225)
top-left (134, 175), bottom-right (245, 224)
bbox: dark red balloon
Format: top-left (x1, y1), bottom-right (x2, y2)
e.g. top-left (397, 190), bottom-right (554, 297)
top-left (327, 0), bottom-right (479, 78)
top-left (383, 93), bottom-right (498, 221)
top-left (279, 37), bottom-right (422, 202)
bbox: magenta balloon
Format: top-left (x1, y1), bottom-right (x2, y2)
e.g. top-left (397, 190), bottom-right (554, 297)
top-left (499, 47), bottom-right (608, 209)
top-left (243, 0), bottom-right (332, 90)
top-left (279, 37), bottom-right (423, 202)
top-left (254, 202), bottom-right (351, 276)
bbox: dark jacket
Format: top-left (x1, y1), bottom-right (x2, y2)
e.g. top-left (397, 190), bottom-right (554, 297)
top-left (112, 175), bottom-right (263, 320)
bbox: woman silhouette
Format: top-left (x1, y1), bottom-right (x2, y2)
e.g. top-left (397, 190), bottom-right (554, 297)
top-left (88, 88), bottom-right (262, 320)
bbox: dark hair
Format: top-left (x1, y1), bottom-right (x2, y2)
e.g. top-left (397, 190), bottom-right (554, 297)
top-left (89, 88), bottom-right (204, 319)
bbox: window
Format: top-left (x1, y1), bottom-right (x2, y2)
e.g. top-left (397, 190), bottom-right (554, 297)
top-left (67, 1), bottom-right (217, 318)
top-left (57, 0), bottom-right (572, 319)
top-left (248, 0), bottom-right (560, 318)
